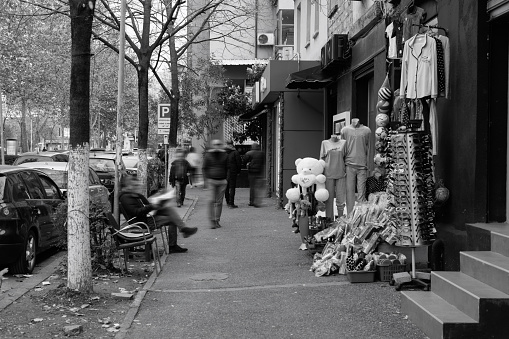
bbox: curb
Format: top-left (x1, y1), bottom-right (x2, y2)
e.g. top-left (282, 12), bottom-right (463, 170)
top-left (0, 251), bottom-right (66, 312)
top-left (115, 195), bottom-right (199, 339)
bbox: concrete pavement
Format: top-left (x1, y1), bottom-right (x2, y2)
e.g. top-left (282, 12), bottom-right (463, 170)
top-left (118, 186), bottom-right (426, 339)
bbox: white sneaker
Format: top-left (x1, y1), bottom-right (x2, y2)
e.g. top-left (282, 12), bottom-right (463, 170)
top-left (299, 243), bottom-right (308, 251)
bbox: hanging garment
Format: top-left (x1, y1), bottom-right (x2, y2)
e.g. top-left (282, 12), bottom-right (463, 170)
top-left (400, 6), bottom-right (426, 43)
top-left (435, 37), bottom-right (446, 97)
top-left (386, 19), bottom-right (404, 59)
top-left (400, 34), bottom-right (438, 99)
top-left (320, 139), bottom-right (347, 179)
top-left (429, 98), bottom-right (438, 155)
top-left (438, 35), bottom-right (450, 98)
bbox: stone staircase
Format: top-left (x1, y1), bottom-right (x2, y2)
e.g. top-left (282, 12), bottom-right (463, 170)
top-left (401, 223), bottom-right (509, 339)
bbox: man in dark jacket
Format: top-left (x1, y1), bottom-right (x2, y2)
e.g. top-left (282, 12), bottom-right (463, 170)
top-left (119, 176), bottom-right (197, 253)
top-left (244, 143), bottom-right (265, 207)
top-left (202, 139), bottom-right (228, 229)
top-left (169, 149), bottom-right (191, 207)
top-left (224, 140), bottom-right (242, 208)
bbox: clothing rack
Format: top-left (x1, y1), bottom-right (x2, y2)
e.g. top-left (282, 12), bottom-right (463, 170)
top-left (412, 23), bottom-right (448, 37)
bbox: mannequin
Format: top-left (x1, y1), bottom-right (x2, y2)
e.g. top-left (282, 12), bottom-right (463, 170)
top-left (320, 133), bottom-right (347, 219)
top-left (341, 118), bottom-right (371, 215)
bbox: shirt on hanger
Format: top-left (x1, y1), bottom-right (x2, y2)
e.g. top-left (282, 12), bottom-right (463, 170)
top-left (435, 38), bottom-right (446, 97)
top-left (386, 18), bottom-right (404, 59)
top-left (400, 34), bottom-right (438, 99)
top-left (341, 124), bottom-right (371, 169)
top-left (320, 139), bottom-right (346, 179)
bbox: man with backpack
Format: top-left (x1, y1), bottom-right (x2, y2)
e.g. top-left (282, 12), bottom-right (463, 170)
top-left (244, 143), bottom-right (265, 207)
top-left (225, 140), bottom-right (242, 208)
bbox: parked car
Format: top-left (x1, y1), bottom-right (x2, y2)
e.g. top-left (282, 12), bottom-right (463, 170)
top-left (18, 162), bottom-right (110, 212)
top-left (0, 166), bottom-right (65, 273)
top-left (89, 153), bottom-right (125, 194)
top-left (13, 151), bottom-right (68, 166)
top-left (122, 156), bottom-right (138, 176)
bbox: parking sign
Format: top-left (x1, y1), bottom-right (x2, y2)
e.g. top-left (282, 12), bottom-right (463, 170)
top-left (158, 104), bottom-right (171, 134)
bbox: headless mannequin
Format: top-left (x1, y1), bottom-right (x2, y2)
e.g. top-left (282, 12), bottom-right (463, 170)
top-left (341, 118), bottom-right (371, 215)
top-left (320, 133), bottom-right (347, 219)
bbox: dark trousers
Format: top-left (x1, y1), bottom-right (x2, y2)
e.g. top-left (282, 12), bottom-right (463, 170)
top-left (248, 173), bottom-right (262, 206)
top-left (151, 201), bottom-right (186, 246)
top-left (225, 172), bottom-right (238, 205)
top-left (175, 180), bottom-right (187, 205)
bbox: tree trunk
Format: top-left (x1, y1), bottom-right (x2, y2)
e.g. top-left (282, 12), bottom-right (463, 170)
top-left (67, 0), bottom-right (95, 293)
top-left (136, 0), bottom-right (152, 192)
top-left (20, 99), bottom-right (28, 152)
top-left (137, 58), bottom-right (150, 190)
top-left (166, 0), bottom-right (179, 148)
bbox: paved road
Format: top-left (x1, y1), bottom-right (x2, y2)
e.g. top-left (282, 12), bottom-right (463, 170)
top-left (122, 186), bottom-right (426, 339)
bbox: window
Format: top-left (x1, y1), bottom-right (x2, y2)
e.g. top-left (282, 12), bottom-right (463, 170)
top-left (314, 0), bottom-right (320, 38)
top-left (19, 171), bottom-right (45, 199)
top-left (38, 175), bottom-right (61, 200)
top-left (306, 0), bottom-right (311, 46)
top-left (278, 9), bottom-right (294, 45)
top-left (90, 169), bottom-right (101, 185)
top-left (297, 4), bottom-right (301, 52)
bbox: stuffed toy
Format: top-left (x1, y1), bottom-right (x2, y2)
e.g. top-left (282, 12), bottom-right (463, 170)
top-left (286, 157), bottom-right (329, 203)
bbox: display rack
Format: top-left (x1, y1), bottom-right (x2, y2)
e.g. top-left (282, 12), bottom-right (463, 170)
top-left (386, 130), bottom-right (436, 290)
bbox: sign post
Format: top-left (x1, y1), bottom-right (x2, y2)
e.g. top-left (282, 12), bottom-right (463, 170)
top-left (163, 135), bottom-right (169, 188)
top-left (158, 104), bottom-right (171, 188)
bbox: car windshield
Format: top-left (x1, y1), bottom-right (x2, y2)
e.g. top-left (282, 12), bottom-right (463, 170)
top-left (89, 158), bottom-right (116, 172)
top-left (122, 158), bottom-right (138, 168)
top-left (35, 169), bottom-right (68, 189)
top-left (15, 155), bottom-right (56, 165)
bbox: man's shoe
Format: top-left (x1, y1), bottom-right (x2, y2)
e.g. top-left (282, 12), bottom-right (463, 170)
top-left (230, 204), bottom-right (239, 208)
top-left (210, 221), bottom-right (218, 229)
top-left (181, 227), bottom-right (198, 238)
top-left (168, 245), bottom-right (188, 253)
top-left (215, 221), bottom-right (222, 228)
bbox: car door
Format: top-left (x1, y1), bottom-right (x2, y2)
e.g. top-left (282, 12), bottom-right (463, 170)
top-left (36, 174), bottom-right (65, 244)
top-left (89, 168), bottom-right (110, 212)
top-left (18, 171), bottom-right (59, 248)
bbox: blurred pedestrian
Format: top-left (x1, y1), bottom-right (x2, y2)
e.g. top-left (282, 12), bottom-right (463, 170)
top-left (186, 146), bottom-right (202, 187)
top-left (169, 149), bottom-right (191, 207)
top-left (244, 143), bottom-right (265, 207)
top-left (224, 140), bottom-right (242, 208)
top-left (202, 139), bottom-right (228, 229)
top-left (119, 176), bottom-right (197, 253)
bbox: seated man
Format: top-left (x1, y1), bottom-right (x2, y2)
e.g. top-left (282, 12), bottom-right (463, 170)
top-left (119, 176), bottom-right (197, 253)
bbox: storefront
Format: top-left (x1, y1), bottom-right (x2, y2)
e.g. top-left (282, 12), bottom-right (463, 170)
top-left (244, 60), bottom-right (326, 203)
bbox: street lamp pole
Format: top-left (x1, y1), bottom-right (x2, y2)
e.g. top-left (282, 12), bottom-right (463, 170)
top-left (113, 0), bottom-right (127, 223)
top-left (0, 93), bottom-right (5, 165)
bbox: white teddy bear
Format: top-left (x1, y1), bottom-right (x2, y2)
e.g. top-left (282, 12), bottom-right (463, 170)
top-left (285, 157), bottom-right (329, 203)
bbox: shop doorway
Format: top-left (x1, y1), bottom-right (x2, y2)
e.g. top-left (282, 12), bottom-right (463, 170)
top-left (353, 64), bottom-right (375, 172)
top-left (488, 18), bottom-right (509, 222)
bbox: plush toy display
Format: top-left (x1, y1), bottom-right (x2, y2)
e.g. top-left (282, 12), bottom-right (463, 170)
top-left (376, 113), bottom-right (390, 127)
top-left (286, 157), bottom-right (329, 202)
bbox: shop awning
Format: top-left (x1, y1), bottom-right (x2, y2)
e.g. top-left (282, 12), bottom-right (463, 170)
top-left (285, 65), bottom-right (333, 89)
top-left (238, 107), bottom-right (269, 121)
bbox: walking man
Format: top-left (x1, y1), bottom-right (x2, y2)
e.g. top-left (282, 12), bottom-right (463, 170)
top-left (169, 149), bottom-right (191, 207)
top-left (244, 143), bottom-right (265, 207)
top-left (202, 139), bottom-right (228, 229)
top-left (225, 140), bottom-right (242, 208)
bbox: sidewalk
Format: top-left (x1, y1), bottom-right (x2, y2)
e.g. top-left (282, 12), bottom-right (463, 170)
top-left (117, 186), bottom-right (426, 339)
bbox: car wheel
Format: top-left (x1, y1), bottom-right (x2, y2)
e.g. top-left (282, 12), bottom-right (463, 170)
top-left (10, 230), bottom-right (37, 274)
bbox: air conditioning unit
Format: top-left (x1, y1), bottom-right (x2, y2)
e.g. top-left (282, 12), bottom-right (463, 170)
top-left (257, 33), bottom-right (275, 46)
top-left (322, 34), bottom-right (350, 70)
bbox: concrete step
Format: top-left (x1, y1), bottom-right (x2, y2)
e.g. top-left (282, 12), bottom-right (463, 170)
top-left (460, 251), bottom-right (509, 295)
top-left (401, 291), bottom-right (479, 339)
top-left (466, 223), bottom-right (509, 256)
top-left (432, 271), bottom-right (509, 322)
